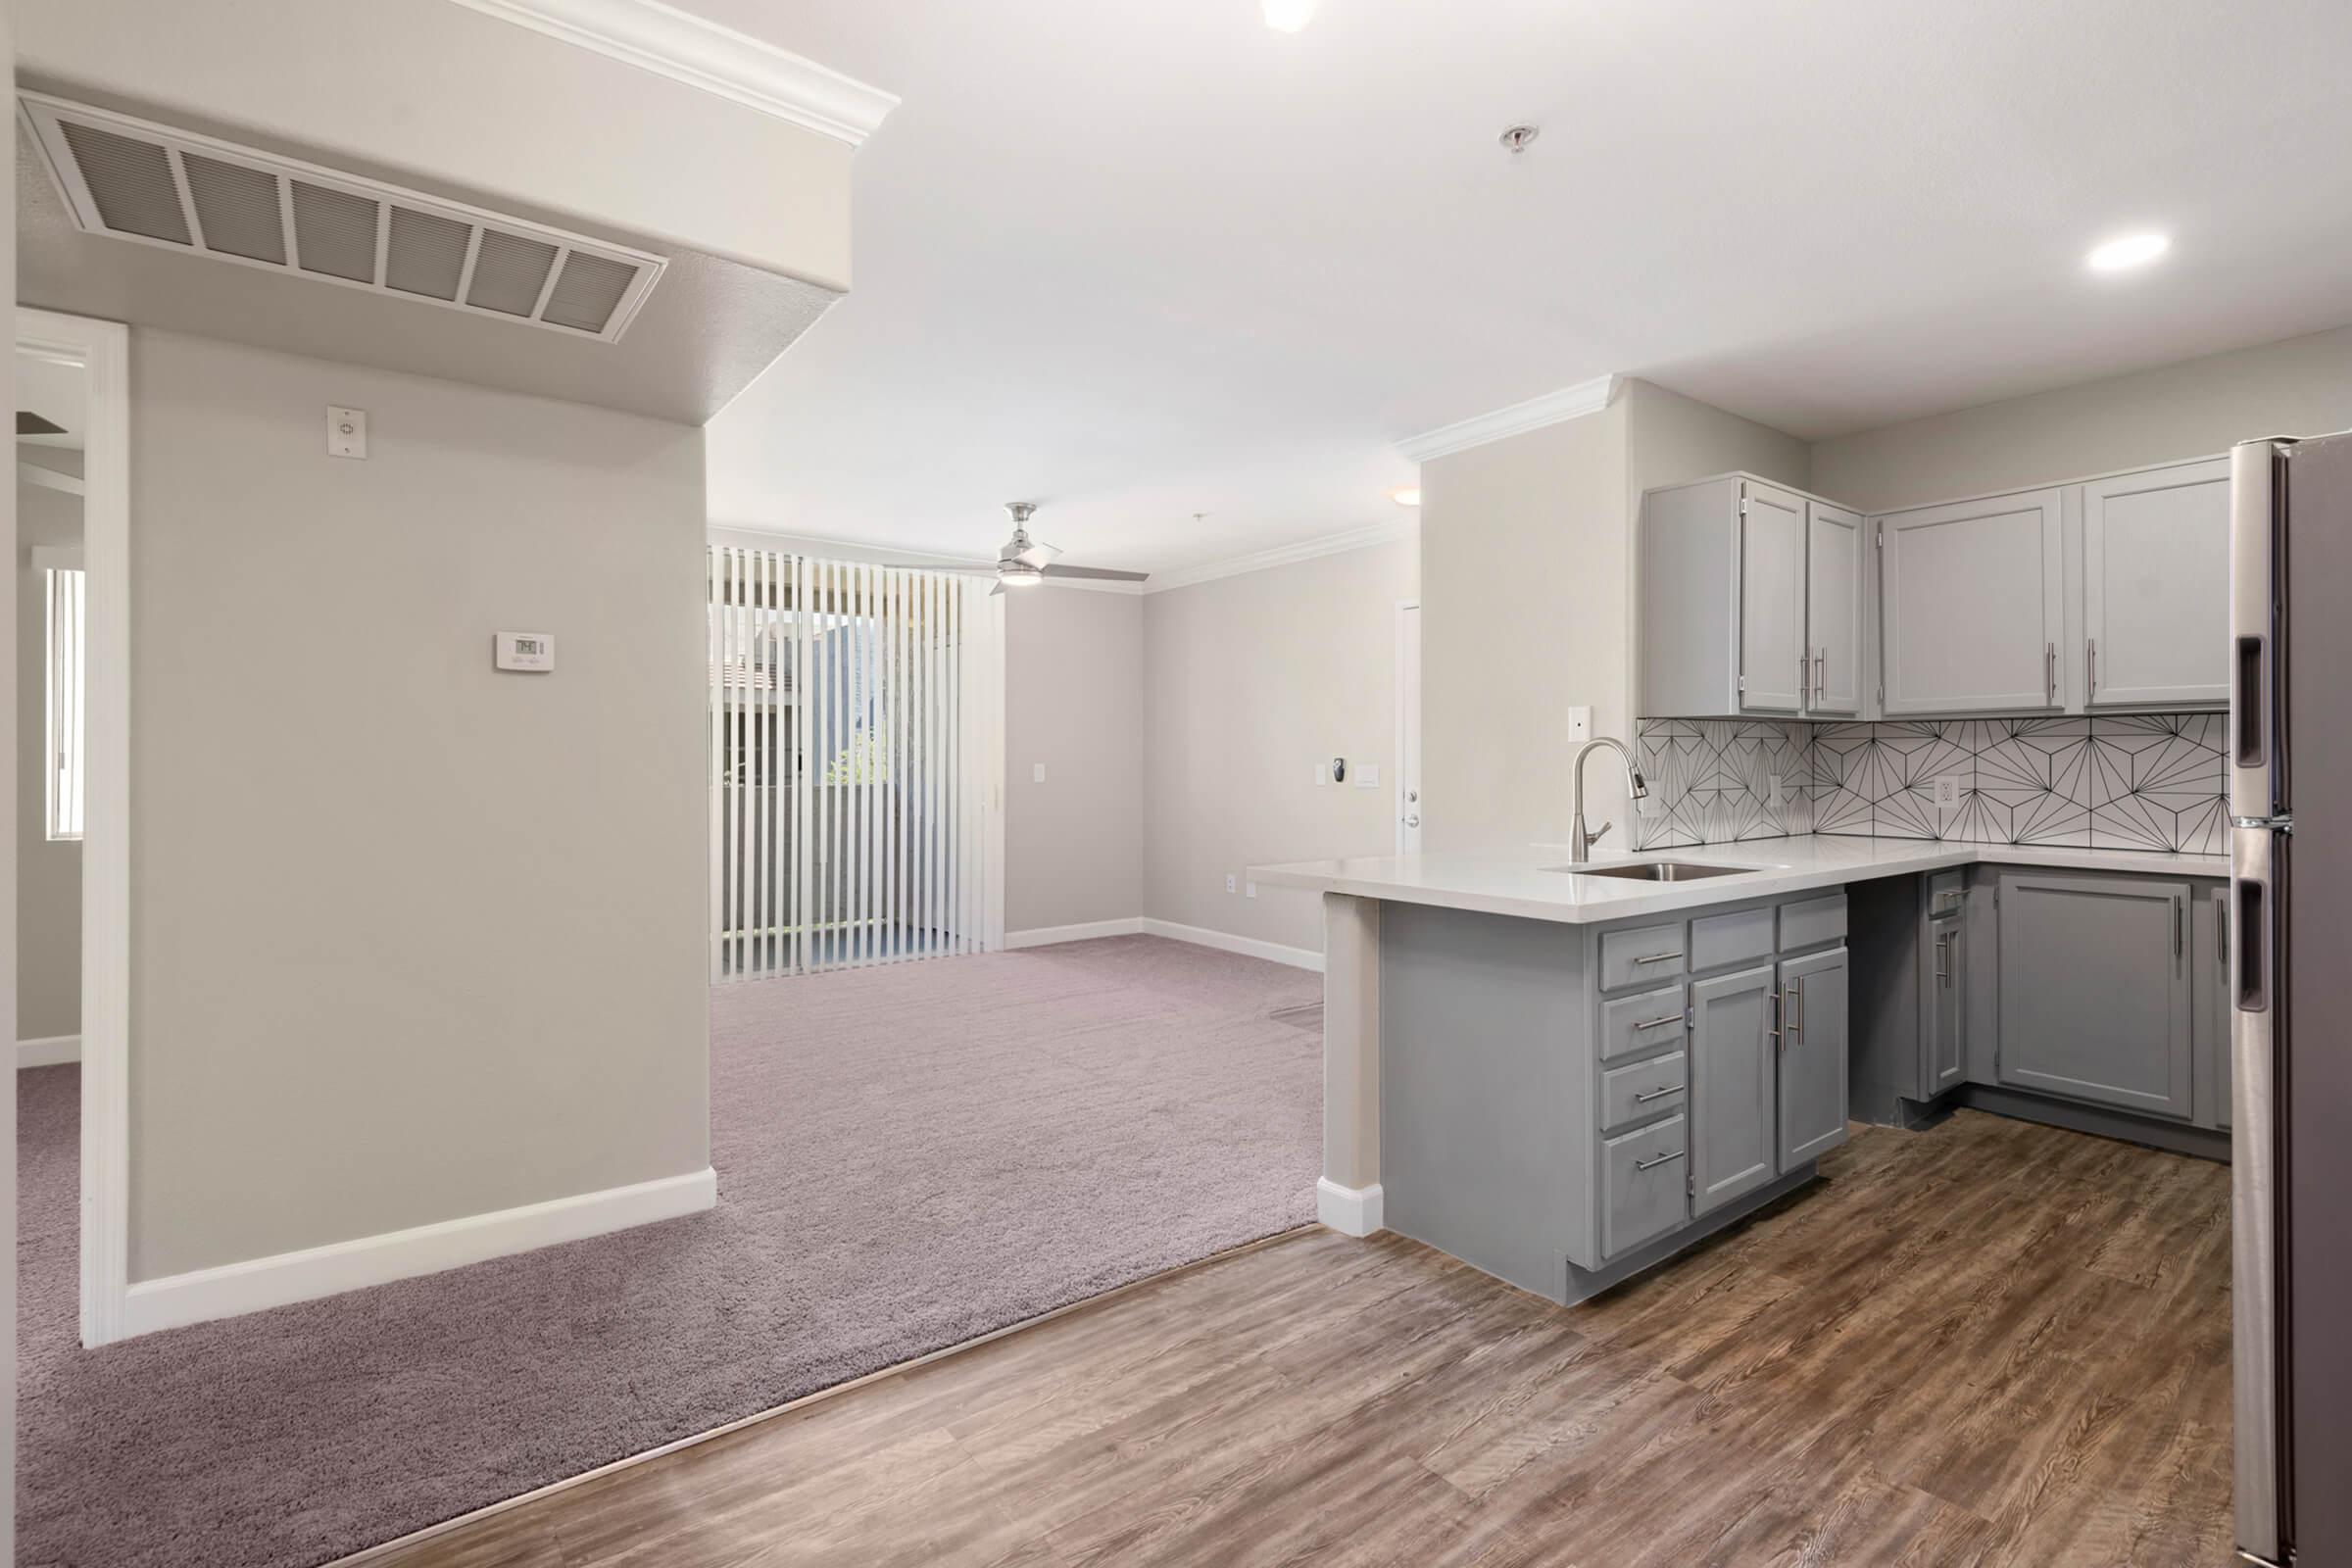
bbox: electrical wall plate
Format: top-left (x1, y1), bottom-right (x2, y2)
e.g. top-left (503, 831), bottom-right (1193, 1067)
top-left (495, 631), bottom-right (555, 672)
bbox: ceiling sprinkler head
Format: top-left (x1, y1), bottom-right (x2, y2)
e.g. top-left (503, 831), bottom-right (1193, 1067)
top-left (1499, 123), bottom-right (1540, 155)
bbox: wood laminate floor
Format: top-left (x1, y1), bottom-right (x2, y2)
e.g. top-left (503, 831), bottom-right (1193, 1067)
top-left (360, 1110), bottom-right (2232, 1568)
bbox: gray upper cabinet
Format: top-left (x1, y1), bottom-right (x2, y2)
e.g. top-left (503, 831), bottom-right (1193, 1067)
top-left (1689, 963), bottom-right (1779, 1214)
top-left (1879, 488), bottom-right (2065, 715)
top-left (2082, 458), bottom-right (2231, 708)
top-left (1805, 501), bottom-right (1864, 715)
top-left (1777, 946), bottom-right (1849, 1166)
top-left (1997, 871), bottom-right (2192, 1118)
top-left (1739, 482), bottom-right (1807, 712)
top-left (1638, 474), bottom-right (1859, 719)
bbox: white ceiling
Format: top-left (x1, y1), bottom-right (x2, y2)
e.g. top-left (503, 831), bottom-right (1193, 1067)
top-left (702, 0), bottom-right (2352, 575)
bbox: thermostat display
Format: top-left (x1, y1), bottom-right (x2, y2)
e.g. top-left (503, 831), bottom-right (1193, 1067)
top-left (496, 632), bottom-right (556, 672)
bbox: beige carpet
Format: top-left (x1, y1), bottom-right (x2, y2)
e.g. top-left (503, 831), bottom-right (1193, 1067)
top-left (17, 936), bottom-right (1322, 1568)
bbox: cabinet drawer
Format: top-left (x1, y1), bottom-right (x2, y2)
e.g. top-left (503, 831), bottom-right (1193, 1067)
top-left (1599, 1050), bottom-right (1688, 1134)
top-left (1601, 1113), bottom-right (1690, 1259)
top-left (1780, 893), bottom-right (1847, 952)
top-left (1690, 906), bottom-right (1774, 972)
top-left (1599, 985), bottom-right (1688, 1063)
top-left (1599, 922), bottom-right (1688, 990)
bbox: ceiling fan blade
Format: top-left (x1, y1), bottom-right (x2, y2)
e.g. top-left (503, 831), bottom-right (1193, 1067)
top-left (1042, 564), bottom-right (1150, 582)
top-left (990, 579), bottom-right (1006, 597)
top-left (1014, 539), bottom-right (1063, 567)
top-left (17, 412), bottom-right (66, 437)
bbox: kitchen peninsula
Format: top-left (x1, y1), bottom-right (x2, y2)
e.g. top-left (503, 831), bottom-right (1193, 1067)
top-left (1250, 834), bottom-right (2229, 1305)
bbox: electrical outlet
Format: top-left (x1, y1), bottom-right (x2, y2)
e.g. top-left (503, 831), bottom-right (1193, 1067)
top-left (1931, 773), bottom-right (1963, 809)
top-left (1225, 873), bottom-right (1238, 894)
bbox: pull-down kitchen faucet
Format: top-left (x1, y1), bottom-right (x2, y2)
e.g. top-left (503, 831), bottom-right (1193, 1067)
top-left (1570, 737), bottom-right (1648, 861)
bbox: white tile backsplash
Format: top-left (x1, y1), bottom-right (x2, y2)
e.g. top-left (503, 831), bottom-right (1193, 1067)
top-left (1634, 713), bottom-right (2227, 855)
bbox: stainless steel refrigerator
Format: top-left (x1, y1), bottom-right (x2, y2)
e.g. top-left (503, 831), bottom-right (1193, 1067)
top-left (2231, 430), bottom-right (2352, 1568)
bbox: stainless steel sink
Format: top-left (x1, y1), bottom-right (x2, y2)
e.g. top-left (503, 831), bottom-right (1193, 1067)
top-left (1543, 860), bottom-right (1754, 882)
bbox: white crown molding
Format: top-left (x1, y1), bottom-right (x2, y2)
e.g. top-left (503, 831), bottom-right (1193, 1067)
top-left (446, 0), bottom-right (899, 145)
top-left (1394, 372), bottom-right (1621, 464)
top-left (1143, 518), bottom-right (1417, 597)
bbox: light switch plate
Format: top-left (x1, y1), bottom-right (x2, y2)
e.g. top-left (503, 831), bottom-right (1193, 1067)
top-left (495, 631), bottom-right (554, 672)
top-left (1032, 762), bottom-right (1047, 783)
top-left (1245, 880), bottom-right (1257, 898)
top-left (327, 405), bottom-right (368, 459)
top-left (1354, 763), bottom-right (1381, 788)
top-left (1566, 706), bottom-right (1592, 744)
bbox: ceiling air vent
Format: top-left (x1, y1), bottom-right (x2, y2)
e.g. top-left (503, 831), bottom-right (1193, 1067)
top-left (21, 92), bottom-right (666, 343)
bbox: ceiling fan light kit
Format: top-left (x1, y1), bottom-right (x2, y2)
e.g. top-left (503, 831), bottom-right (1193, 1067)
top-left (987, 500), bottom-right (1150, 595)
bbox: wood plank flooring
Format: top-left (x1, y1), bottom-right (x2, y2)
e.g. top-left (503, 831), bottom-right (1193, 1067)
top-left (358, 1111), bottom-right (2232, 1568)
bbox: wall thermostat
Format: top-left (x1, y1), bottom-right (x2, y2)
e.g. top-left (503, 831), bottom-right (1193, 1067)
top-left (496, 632), bottom-right (556, 672)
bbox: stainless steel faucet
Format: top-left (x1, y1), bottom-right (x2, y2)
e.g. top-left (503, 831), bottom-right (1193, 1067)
top-left (1570, 737), bottom-right (1648, 861)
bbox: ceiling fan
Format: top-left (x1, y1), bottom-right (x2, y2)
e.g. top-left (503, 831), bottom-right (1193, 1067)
top-left (988, 502), bottom-right (1149, 596)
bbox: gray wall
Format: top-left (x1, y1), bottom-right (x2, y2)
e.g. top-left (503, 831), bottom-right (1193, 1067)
top-left (1810, 323), bottom-right (2352, 512)
top-left (1003, 587), bottom-right (1144, 933)
top-left (17, 479), bottom-right (80, 1041)
top-left (129, 330), bottom-right (710, 1281)
top-left (1142, 540), bottom-right (1418, 955)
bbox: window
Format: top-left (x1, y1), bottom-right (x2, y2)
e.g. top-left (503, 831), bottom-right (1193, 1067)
top-left (41, 553), bottom-right (84, 842)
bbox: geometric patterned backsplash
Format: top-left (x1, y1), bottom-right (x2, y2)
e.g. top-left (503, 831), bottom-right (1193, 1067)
top-left (1634, 713), bottom-right (2228, 856)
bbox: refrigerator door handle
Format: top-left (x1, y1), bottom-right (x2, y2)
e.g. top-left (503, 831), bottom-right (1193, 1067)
top-left (2231, 823), bottom-right (2282, 1566)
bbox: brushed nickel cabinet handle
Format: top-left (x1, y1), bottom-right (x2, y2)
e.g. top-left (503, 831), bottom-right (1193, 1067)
top-left (2045, 642), bottom-right (2056, 705)
top-left (1634, 1084), bottom-right (1685, 1102)
top-left (1634, 951), bottom-right (1684, 965)
top-left (1768, 989), bottom-right (1782, 1046)
top-left (1814, 648), bottom-right (1827, 706)
top-left (1634, 1013), bottom-right (1683, 1031)
top-left (2088, 638), bottom-right (2098, 700)
top-left (1935, 934), bottom-right (1949, 984)
top-left (1635, 1150), bottom-right (1687, 1171)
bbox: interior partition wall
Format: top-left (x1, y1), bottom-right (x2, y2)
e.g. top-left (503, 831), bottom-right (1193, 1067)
top-left (708, 547), bottom-right (1001, 980)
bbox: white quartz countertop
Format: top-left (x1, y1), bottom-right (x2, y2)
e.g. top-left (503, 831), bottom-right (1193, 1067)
top-left (1248, 835), bottom-right (2228, 926)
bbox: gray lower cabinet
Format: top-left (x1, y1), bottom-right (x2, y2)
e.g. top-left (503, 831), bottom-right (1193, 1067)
top-left (1600, 1114), bottom-right (1690, 1257)
top-left (1924, 879), bottom-right (1966, 1095)
top-left (1689, 964), bottom-right (1780, 1215)
top-left (1997, 871), bottom-right (2192, 1118)
top-left (1777, 947), bottom-right (1849, 1167)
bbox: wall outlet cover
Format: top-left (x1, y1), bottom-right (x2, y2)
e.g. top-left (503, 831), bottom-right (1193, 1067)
top-left (1931, 773), bottom-right (1963, 809)
top-left (1032, 762), bottom-right (1047, 783)
top-left (1566, 705), bottom-right (1592, 743)
top-left (1225, 873), bottom-right (1238, 894)
top-left (326, 405), bottom-right (368, 459)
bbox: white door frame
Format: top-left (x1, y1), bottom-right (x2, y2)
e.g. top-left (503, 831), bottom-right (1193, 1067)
top-left (20, 308), bottom-right (132, 1347)
top-left (1394, 599), bottom-right (1421, 854)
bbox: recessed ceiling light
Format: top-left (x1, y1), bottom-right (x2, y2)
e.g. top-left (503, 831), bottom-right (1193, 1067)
top-left (2085, 232), bottom-right (2170, 272)
top-left (1262, 0), bottom-right (1316, 31)
top-left (1391, 486), bottom-right (1422, 507)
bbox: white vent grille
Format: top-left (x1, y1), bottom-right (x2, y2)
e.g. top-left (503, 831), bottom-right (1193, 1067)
top-left (21, 92), bottom-right (665, 343)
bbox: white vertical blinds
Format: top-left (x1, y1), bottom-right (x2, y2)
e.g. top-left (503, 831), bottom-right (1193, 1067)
top-left (45, 563), bottom-right (86, 843)
top-left (710, 547), bottom-right (994, 980)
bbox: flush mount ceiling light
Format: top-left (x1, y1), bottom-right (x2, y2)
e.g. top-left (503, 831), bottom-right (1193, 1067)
top-left (1262, 0), bottom-right (1316, 31)
top-left (1391, 486), bottom-right (1422, 507)
top-left (2085, 231), bottom-right (2171, 272)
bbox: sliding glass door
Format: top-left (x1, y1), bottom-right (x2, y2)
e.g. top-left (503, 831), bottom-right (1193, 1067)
top-left (709, 548), bottom-right (999, 980)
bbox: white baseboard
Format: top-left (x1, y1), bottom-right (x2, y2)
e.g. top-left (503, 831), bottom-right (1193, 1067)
top-left (117, 1166), bottom-right (717, 1340)
top-left (1004, 917), bottom-right (1145, 949)
top-left (18, 1034), bottom-right (81, 1067)
top-left (1140, 917), bottom-right (1324, 973)
top-left (1317, 1178), bottom-right (1385, 1237)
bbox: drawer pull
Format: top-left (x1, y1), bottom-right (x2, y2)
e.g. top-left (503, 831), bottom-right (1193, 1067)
top-left (1635, 1150), bottom-right (1686, 1171)
top-left (1633, 951), bottom-right (1684, 965)
top-left (1634, 1013), bottom-right (1683, 1031)
top-left (1633, 1084), bottom-right (1685, 1102)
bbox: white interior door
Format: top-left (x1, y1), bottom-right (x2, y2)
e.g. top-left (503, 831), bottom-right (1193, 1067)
top-left (1396, 601), bottom-right (1422, 853)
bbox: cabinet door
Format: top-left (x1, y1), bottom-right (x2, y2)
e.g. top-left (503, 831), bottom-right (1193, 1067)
top-left (1997, 872), bottom-right (2191, 1117)
top-left (1805, 501), bottom-right (1864, 714)
top-left (1690, 963), bottom-right (1779, 1213)
top-left (1923, 912), bottom-right (1966, 1094)
top-left (1880, 488), bottom-right (2064, 714)
top-left (1739, 482), bottom-right (1806, 713)
top-left (1778, 947), bottom-right (1849, 1167)
top-left (2082, 459), bottom-right (2230, 708)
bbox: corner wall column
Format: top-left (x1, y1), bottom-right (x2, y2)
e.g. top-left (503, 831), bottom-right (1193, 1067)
top-left (1318, 892), bottom-right (1384, 1236)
